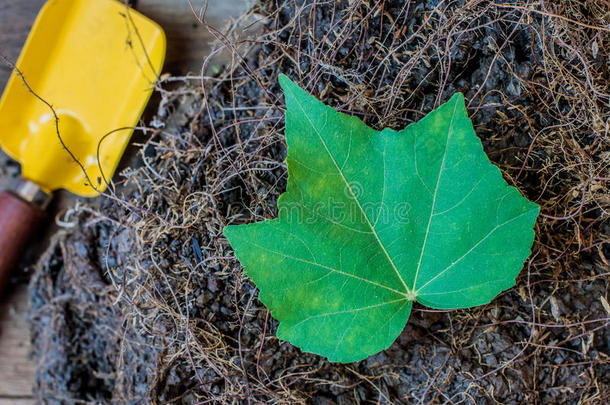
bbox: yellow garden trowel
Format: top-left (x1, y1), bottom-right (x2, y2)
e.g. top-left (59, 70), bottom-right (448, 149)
top-left (0, 0), bottom-right (166, 291)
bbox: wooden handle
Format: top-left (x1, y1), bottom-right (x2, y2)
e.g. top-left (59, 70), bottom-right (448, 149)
top-left (0, 190), bottom-right (44, 293)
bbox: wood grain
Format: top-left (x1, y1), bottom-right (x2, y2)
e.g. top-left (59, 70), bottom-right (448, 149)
top-left (0, 3), bottom-right (42, 400)
top-left (0, 285), bottom-right (35, 399)
top-left (0, 0), bottom-right (251, 90)
top-left (0, 0), bottom-right (46, 91)
top-left (136, 0), bottom-right (252, 75)
top-left (0, 400), bottom-right (35, 405)
top-left (0, 0), bottom-right (251, 401)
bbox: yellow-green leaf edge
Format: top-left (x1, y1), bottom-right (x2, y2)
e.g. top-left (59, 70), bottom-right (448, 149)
top-left (224, 75), bottom-right (539, 363)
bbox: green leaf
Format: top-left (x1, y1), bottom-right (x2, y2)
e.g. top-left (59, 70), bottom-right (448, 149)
top-left (223, 75), bottom-right (539, 363)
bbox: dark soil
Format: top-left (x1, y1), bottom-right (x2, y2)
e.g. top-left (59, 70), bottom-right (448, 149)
top-left (29, 0), bottom-right (609, 404)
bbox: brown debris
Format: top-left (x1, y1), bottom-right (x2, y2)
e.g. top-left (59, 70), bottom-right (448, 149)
top-left (29, 0), bottom-right (609, 403)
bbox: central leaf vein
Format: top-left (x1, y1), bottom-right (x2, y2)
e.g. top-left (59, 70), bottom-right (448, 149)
top-left (412, 98), bottom-right (459, 291)
top-left (290, 95), bottom-right (412, 295)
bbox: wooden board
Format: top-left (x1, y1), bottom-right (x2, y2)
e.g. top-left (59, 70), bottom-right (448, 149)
top-left (1, 3), bottom-right (65, 399)
top-left (0, 0), bottom-right (251, 90)
top-left (0, 400), bottom-right (35, 405)
top-left (0, 285), bottom-right (35, 400)
top-left (0, 0), bottom-right (251, 402)
top-left (0, 0), bottom-right (46, 90)
top-left (137, 0), bottom-right (253, 75)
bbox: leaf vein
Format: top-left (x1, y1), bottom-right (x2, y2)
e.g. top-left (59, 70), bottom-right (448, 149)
top-left (419, 278), bottom-right (511, 296)
top-left (286, 298), bottom-right (408, 331)
top-left (301, 204), bottom-right (374, 234)
top-left (433, 173), bottom-right (486, 217)
top-left (416, 209), bottom-right (533, 292)
top-left (373, 142), bottom-right (387, 227)
top-left (290, 94), bottom-right (411, 294)
top-left (244, 240), bottom-right (408, 296)
top-left (413, 133), bottom-right (434, 195)
top-left (412, 97), bottom-right (460, 290)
